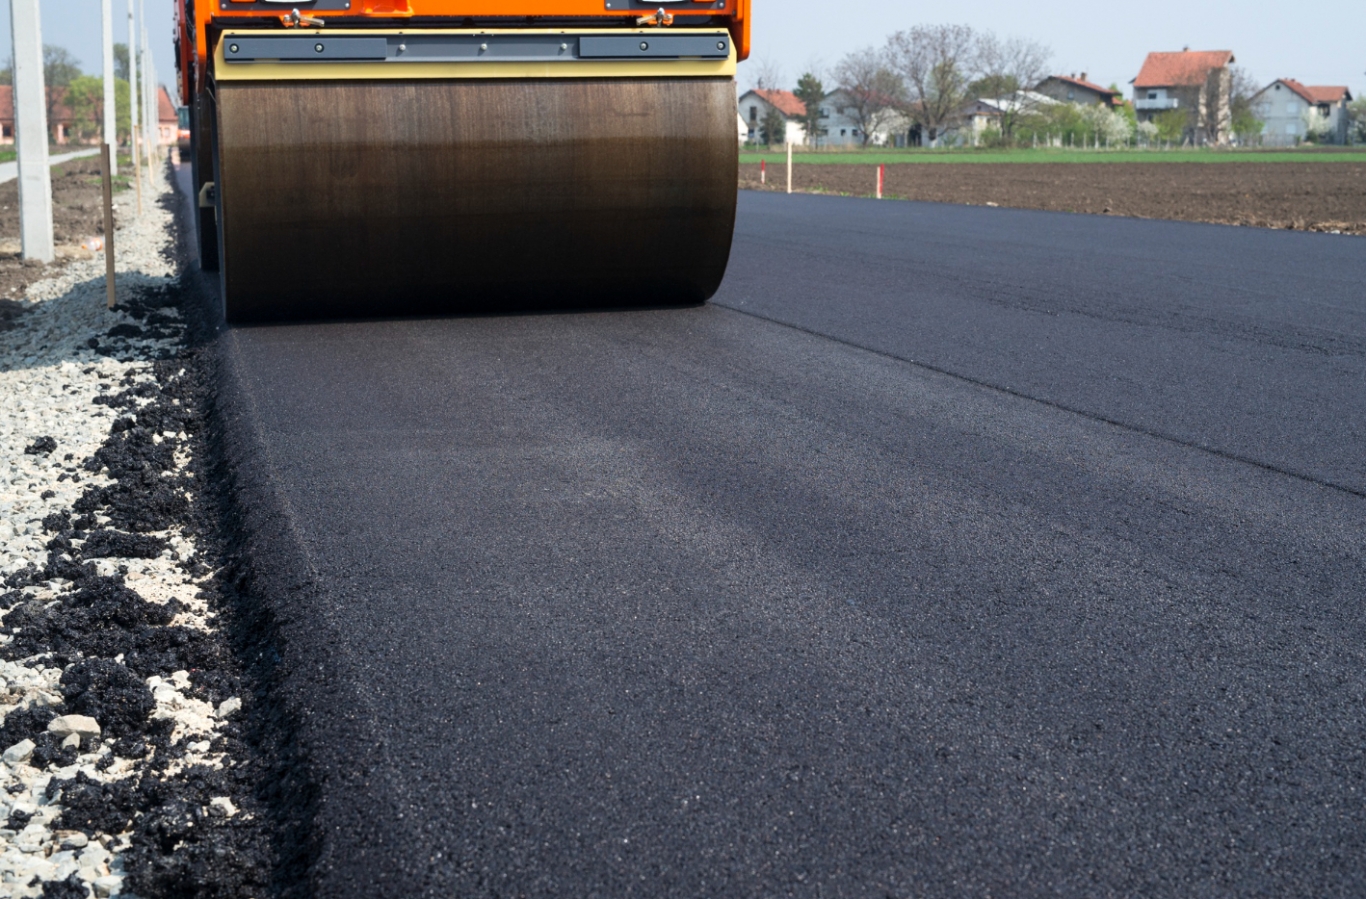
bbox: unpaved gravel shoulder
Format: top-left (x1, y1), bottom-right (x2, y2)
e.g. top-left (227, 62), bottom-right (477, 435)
top-left (0, 156), bottom-right (137, 304)
top-left (0, 169), bottom-right (274, 898)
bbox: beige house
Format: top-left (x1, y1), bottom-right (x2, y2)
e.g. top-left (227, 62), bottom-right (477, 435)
top-left (1131, 49), bottom-right (1235, 145)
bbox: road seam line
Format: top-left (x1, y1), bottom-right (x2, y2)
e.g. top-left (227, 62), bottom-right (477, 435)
top-left (717, 302), bottom-right (1366, 501)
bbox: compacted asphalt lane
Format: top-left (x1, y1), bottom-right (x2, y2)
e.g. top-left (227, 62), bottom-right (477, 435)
top-left (207, 188), bottom-right (1366, 897)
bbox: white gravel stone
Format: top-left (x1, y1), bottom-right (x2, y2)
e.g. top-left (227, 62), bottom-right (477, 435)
top-left (48, 715), bottom-right (101, 739)
top-left (208, 796), bottom-right (238, 818)
top-left (58, 832), bottom-right (87, 849)
top-left (2, 739), bottom-right (34, 766)
top-left (216, 697), bottom-right (241, 718)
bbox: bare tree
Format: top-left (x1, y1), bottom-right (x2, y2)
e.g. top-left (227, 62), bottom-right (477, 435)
top-left (884, 24), bottom-right (977, 146)
top-left (972, 33), bottom-right (1051, 143)
top-left (746, 56), bottom-right (786, 93)
top-left (832, 48), bottom-right (906, 146)
top-left (1229, 65), bottom-right (1264, 143)
top-left (43, 46), bottom-right (83, 143)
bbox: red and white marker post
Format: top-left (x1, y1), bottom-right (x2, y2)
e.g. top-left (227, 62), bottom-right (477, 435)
top-left (877, 164), bottom-right (885, 199)
top-left (760, 159), bottom-right (766, 185)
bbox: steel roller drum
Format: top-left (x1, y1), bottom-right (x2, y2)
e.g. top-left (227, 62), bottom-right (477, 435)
top-left (214, 76), bottom-right (738, 321)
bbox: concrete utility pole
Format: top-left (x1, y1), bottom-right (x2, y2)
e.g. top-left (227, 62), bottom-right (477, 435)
top-left (140, 0), bottom-right (155, 172)
top-left (102, 0), bottom-right (117, 175)
top-left (128, 0), bottom-right (142, 214)
top-left (128, 0), bottom-right (139, 153)
top-left (10, 0), bottom-right (53, 262)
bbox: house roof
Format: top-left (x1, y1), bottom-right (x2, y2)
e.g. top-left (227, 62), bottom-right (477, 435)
top-left (1133, 50), bottom-right (1235, 88)
top-left (973, 92), bottom-right (1060, 115)
top-left (1043, 75), bottom-right (1117, 98)
top-left (158, 85), bottom-right (178, 123)
top-left (746, 89), bottom-right (806, 118)
top-left (1277, 79), bottom-right (1352, 105)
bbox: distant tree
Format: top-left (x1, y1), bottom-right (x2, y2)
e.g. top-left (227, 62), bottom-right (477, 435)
top-left (968, 73), bottom-right (1019, 100)
top-left (44, 46), bottom-right (82, 141)
top-left (0, 57), bottom-right (10, 85)
top-left (44, 45), bottom-right (81, 87)
top-left (972, 32), bottom-right (1050, 144)
top-left (1110, 84), bottom-right (1138, 136)
top-left (1136, 119), bottom-right (1159, 145)
top-left (1154, 107), bottom-right (1187, 143)
top-left (793, 72), bottom-right (827, 146)
top-left (114, 43), bottom-right (130, 83)
top-left (1229, 66), bottom-right (1263, 144)
top-left (832, 48), bottom-right (905, 147)
top-left (1302, 107), bottom-right (1334, 143)
top-left (115, 78), bottom-right (131, 142)
top-left (1082, 103), bottom-right (1134, 146)
top-left (885, 24), bottom-right (977, 146)
top-left (65, 75), bottom-right (104, 142)
top-left (759, 105), bottom-right (787, 147)
top-left (1349, 97), bottom-right (1366, 144)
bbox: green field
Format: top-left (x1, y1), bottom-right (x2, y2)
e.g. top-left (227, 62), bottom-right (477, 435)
top-left (739, 147), bottom-right (1366, 165)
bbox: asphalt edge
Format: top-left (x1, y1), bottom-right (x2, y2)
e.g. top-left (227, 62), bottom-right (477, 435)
top-left (169, 167), bottom-right (324, 898)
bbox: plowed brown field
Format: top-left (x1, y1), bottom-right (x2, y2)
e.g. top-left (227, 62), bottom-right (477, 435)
top-left (739, 162), bottom-right (1366, 235)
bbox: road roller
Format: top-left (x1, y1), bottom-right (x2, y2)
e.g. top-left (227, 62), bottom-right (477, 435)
top-left (174, 0), bottom-right (748, 321)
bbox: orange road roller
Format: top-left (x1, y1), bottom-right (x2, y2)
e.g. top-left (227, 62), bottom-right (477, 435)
top-left (175, 0), bottom-right (749, 321)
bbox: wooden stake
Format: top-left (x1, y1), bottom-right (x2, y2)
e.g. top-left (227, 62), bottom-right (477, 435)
top-left (100, 143), bottom-right (116, 309)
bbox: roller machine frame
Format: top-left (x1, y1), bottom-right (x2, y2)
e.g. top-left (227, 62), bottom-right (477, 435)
top-left (175, 0), bottom-right (750, 321)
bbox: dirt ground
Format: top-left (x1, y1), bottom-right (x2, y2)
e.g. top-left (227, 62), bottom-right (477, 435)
top-left (740, 162), bottom-right (1366, 235)
top-left (0, 156), bottom-right (133, 301)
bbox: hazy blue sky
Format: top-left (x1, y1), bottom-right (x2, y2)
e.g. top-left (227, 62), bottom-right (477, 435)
top-left (1, 1), bottom-right (1362, 104)
top-left (744, 0), bottom-right (1365, 99)
top-left (0, 1), bottom-right (180, 97)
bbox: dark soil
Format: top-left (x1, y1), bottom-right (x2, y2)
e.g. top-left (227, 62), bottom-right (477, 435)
top-left (0, 155), bottom-right (132, 301)
top-left (740, 162), bottom-right (1366, 234)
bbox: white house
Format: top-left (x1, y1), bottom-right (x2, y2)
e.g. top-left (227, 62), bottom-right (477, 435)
top-left (820, 88), bottom-right (911, 147)
top-left (1251, 79), bottom-right (1353, 145)
top-left (737, 89), bottom-right (807, 146)
top-left (944, 92), bottom-right (1061, 145)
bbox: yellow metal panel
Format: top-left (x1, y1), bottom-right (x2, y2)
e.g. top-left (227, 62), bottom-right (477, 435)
top-left (212, 29), bottom-right (737, 81)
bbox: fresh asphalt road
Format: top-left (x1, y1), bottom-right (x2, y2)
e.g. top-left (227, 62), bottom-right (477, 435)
top-left (212, 190), bottom-right (1366, 897)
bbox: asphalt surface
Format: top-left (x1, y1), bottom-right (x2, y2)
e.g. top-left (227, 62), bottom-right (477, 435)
top-left (202, 182), bottom-right (1366, 898)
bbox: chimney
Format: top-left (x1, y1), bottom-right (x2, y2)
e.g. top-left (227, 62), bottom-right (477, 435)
top-left (1182, 45), bottom-right (1190, 52)
top-left (1080, 72), bottom-right (1088, 82)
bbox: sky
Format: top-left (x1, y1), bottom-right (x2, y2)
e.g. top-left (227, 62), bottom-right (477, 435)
top-left (742, 0), bottom-right (1366, 100)
top-left (0, 0), bottom-right (178, 96)
top-left (0, 1), bottom-right (1361, 105)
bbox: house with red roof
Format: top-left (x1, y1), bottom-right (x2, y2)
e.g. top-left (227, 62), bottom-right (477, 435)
top-left (737, 88), bottom-right (808, 146)
top-left (1035, 74), bottom-right (1120, 108)
top-left (1131, 49), bottom-right (1235, 145)
top-left (1250, 79), bottom-right (1353, 145)
top-left (0, 84), bottom-right (179, 146)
